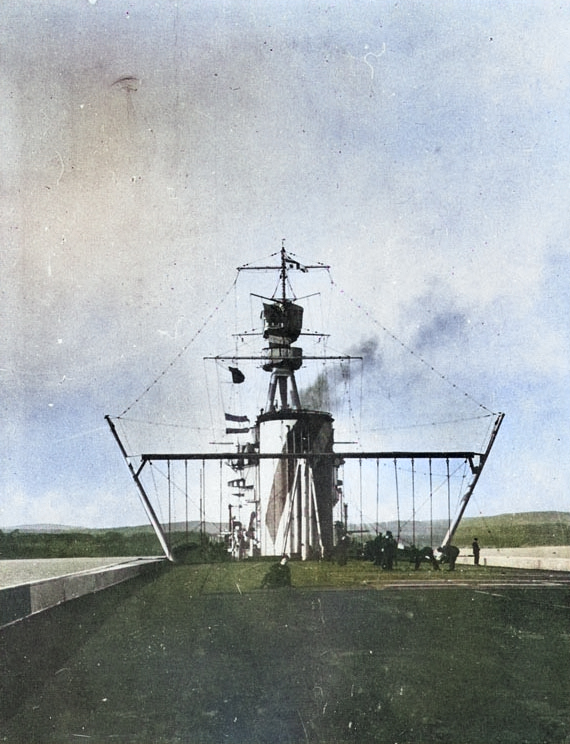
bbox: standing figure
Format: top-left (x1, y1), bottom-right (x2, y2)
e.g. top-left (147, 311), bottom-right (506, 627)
top-left (383, 531), bottom-right (397, 570)
top-left (472, 537), bottom-right (481, 566)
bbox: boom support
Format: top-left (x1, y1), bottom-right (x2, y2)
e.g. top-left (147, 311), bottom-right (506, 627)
top-left (106, 415), bottom-right (174, 561)
top-left (439, 412), bottom-right (505, 548)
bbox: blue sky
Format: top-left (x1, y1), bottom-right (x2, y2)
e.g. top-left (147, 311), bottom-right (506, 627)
top-left (1, 0), bottom-right (569, 530)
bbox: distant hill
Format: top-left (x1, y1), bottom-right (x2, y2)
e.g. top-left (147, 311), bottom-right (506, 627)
top-left (4, 512), bottom-right (569, 549)
top-left (351, 511), bottom-right (570, 548)
top-left (474, 511), bottom-right (570, 524)
top-left (118, 521), bottom-right (221, 537)
top-left (453, 511), bottom-right (570, 548)
top-left (2, 521), bottom-right (221, 536)
top-left (4, 524), bottom-right (84, 533)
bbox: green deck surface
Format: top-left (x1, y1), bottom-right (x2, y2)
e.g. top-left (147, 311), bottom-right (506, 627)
top-left (1, 562), bottom-right (569, 743)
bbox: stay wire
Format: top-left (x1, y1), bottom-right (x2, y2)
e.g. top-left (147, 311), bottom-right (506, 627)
top-left (118, 276), bottom-right (238, 417)
top-left (397, 459), bottom-right (467, 535)
top-left (150, 461), bottom-right (200, 511)
top-left (471, 493), bottom-right (501, 548)
top-left (328, 275), bottom-right (495, 415)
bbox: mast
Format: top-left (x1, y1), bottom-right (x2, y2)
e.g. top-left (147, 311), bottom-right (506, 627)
top-left (280, 242), bottom-right (287, 303)
top-left (261, 251), bottom-right (304, 410)
top-left (106, 243), bottom-right (504, 561)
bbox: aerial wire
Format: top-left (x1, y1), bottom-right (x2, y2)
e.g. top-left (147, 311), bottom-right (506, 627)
top-left (118, 276), bottom-right (238, 417)
top-left (328, 276), bottom-right (495, 415)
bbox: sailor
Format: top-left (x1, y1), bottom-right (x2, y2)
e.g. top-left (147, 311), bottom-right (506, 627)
top-left (438, 544), bottom-right (460, 570)
top-left (472, 537), bottom-right (481, 565)
top-left (261, 554), bottom-right (291, 588)
top-left (413, 546), bottom-right (440, 570)
top-left (368, 533), bottom-right (384, 566)
top-left (383, 531), bottom-right (396, 570)
top-left (336, 534), bottom-right (349, 566)
top-left (423, 546), bottom-right (440, 570)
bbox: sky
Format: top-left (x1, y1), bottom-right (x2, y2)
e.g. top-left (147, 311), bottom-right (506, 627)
top-left (1, 0), bottom-right (569, 532)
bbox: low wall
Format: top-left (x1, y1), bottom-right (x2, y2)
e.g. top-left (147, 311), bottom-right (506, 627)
top-left (0, 557), bottom-right (164, 628)
top-left (456, 546), bottom-right (570, 571)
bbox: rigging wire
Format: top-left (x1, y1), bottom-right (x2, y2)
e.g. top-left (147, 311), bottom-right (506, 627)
top-left (219, 460), bottom-right (224, 534)
top-left (113, 417), bottom-right (211, 431)
top-left (149, 462), bottom-right (165, 525)
top-left (359, 458), bottom-right (363, 546)
top-left (118, 276), bottom-right (238, 417)
top-left (148, 461), bottom-right (200, 511)
top-left (199, 466), bottom-right (203, 541)
top-left (411, 458), bottom-right (416, 546)
top-left (205, 357), bottom-right (217, 443)
top-left (396, 458), bottom-right (469, 538)
top-left (394, 458), bottom-right (401, 542)
top-left (185, 459), bottom-right (189, 541)
top-left (113, 249), bottom-right (502, 553)
top-left (470, 493), bottom-right (501, 547)
top-left (429, 458), bottom-right (433, 546)
top-left (376, 458), bottom-right (379, 535)
top-left (446, 458), bottom-right (451, 537)
top-left (116, 417), bottom-right (135, 458)
top-left (456, 459), bottom-right (469, 513)
top-left (478, 413), bottom-right (498, 455)
top-left (168, 460), bottom-right (172, 539)
top-left (368, 413), bottom-right (495, 433)
top-left (328, 275), bottom-right (496, 415)
top-left (340, 359), bottom-right (361, 446)
top-left (237, 250), bottom-right (280, 269)
top-left (358, 358), bottom-right (363, 443)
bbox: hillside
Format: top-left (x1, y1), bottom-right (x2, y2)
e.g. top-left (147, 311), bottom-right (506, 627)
top-left (3, 512), bottom-right (569, 555)
top-left (353, 511), bottom-right (570, 548)
top-left (453, 511), bottom-right (570, 548)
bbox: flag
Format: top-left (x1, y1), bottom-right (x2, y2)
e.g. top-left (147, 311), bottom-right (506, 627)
top-left (229, 366), bottom-right (245, 383)
top-left (225, 414), bottom-right (250, 434)
top-left (225, 413), bottom-right (250, 423)
top-left (227, 478), bottom-right (254, 489)
top-left (285, 259), bottom-right (308, 273)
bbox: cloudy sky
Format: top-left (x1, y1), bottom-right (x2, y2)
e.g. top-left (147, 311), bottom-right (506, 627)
top-left (1, 0), bottom-right (569, 531)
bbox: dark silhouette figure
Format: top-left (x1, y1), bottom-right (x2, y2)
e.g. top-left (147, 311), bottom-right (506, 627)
top-left (438, 544), bottom-right (460, 570)
top-left (335, 535), bottom-right (349, 566)
top-left (472, 537), bottom-right (480, 565)
top-left (384, 531), bottom-right (397, 570)
top-left (412, 546), bottom-right (440, 570)
top-left (261, 555), bottom-right (291, 588)
top-left (365, 533), bottom-right (385, 566)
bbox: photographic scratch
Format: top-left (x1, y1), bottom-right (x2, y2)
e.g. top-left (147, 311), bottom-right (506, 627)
top-left (54, 150), bottom-right (64, 186)
top-left (363, 44), bottom-right (386, 81)
top-left (344, 43), bottom-right (386, 81)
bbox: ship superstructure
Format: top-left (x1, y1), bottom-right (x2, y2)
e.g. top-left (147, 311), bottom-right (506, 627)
top-left (106, 243), bottom-right (504, 562)
top-left (228, 248), bottom-right (343, 558)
